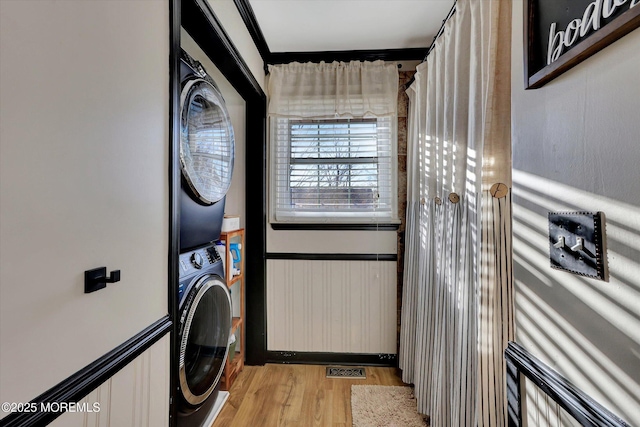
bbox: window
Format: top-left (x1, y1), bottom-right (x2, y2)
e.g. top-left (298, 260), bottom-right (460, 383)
top-left (267, 60), bottom-right (399, 224)
top-left (271, 116), bottom-right (397, 223)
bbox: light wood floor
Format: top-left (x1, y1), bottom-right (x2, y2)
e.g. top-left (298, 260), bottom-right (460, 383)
top-left (211, 364), bottom-right (407, 427)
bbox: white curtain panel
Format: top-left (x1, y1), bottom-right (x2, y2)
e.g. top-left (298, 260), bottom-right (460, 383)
top-left (399, 0), bottom-right (513, 425)
top-left (267, 60), bottom-right (398, 119)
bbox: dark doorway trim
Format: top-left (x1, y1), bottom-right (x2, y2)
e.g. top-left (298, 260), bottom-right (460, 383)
top-left (181, 0), bottom-right (268, 368)
top-left (232, 0), bottom-right (271, 66)
top-left (182, 0), bottom-right (264, 98)
top-left (168, 0), bottom-right (180, 426)
top-left (0, 317), bottom-right (172, 427)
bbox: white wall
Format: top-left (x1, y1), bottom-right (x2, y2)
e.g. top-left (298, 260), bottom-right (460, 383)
top-left (511, 1), bottom-right (640, 424)
top-left (0, 0), bottom-right (169, 416)
top-left (267, 229), bottom-right (398, 254)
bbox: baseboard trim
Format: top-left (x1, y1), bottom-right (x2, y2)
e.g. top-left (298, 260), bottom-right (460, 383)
top-left (0, 316), bottom-right (172, 427)
top-left (266, 351), bottom-right (396, 367)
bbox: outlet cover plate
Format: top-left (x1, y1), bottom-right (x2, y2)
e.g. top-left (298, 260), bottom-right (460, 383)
top-left (548, 211), bottom-right (607, 281)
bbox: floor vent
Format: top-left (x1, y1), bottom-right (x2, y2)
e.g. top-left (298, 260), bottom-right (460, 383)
top-left (326, 366), bottom-right (366, 379)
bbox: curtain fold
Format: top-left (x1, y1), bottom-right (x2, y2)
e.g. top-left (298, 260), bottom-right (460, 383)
top-left (399, 0), bottom-right (513, 425)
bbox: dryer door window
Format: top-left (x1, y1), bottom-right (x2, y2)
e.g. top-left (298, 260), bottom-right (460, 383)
top-left (180, 79), bottom-right (235, 205)
top-left (179, 276), bottom-right (231, 406)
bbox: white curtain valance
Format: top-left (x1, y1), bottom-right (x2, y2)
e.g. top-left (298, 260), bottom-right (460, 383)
top-left (267, 60), bottom-right (399, 119)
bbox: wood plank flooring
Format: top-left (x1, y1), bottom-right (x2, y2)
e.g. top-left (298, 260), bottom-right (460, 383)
top-left (211, 364), bottom-right (408, 427)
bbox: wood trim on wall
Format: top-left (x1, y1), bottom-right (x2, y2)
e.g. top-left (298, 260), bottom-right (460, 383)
top-left (505, 341), bottom-right (631, 427)
top-left (168, 1), bottom-right (180, 426)
top-left (243, 90), bottom-right (268, 368)
top-left (232, 0), bottom-right (271, 66)
top-left (182, 0), bottom-right (264, 99)
top-left (266, 351), bottom-right (396, 367)
top-left (266, 253), bottom-right (397, 261)
top-left (270, 223), bottom-right (400, 231)
top-left (0, 317), bottom-right (172, 427)
top-left (268, 48), bottom-right (428, 65)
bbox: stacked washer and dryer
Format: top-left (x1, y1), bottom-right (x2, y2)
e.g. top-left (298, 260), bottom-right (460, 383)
top-left (176, 49), bottom-right (235, 427)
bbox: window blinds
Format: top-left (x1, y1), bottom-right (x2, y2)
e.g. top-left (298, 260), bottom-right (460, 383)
top-left (271, 117), bottom-right (395, 221)
top-left (267, 60), bottom-right (399, 223)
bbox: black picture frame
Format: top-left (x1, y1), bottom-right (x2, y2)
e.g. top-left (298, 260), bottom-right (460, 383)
top-left (524, 0), bottom-right (640, 89)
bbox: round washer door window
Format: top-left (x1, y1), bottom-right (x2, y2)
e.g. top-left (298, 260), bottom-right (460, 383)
top-left (179, 276), bottom-right (231, 406)
top-left (180, 78), bottom-right (235, 205)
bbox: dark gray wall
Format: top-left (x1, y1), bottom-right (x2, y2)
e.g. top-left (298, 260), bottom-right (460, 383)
top-left (511, 1), bottom-right (640, 424)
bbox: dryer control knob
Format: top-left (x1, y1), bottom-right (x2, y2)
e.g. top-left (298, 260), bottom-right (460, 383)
top-left (191, 252), bottom-right (204, 269)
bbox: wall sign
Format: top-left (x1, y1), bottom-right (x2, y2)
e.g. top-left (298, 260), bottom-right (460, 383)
top-left (524, 0), bottom-right (640, 89)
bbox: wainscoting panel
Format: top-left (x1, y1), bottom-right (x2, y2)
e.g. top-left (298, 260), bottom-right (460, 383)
top-left (267, 259), bottom-right (397, 354)
top-left (524, 379), bottom-right (581, 427)
top-left (49, 335), bottom-right (170, 427)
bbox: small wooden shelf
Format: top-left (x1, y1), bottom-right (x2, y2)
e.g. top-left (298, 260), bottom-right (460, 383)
top-left (227, 272), bottom-right (243, 287)
top-left (231, 316), bottom-right (242, 333)
top-left (219, 228), bottom-right (245, 391)
top-left (220, 353), bottom-right (243, 391)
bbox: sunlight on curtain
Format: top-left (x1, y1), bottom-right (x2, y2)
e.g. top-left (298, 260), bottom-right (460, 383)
top-left (399, 0), bottom-right (513, 425)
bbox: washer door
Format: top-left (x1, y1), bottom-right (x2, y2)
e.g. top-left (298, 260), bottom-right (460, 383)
top-left (179, 275), bottom-right (231, 406)
top-left (180, 78), bottom-right (235, 205)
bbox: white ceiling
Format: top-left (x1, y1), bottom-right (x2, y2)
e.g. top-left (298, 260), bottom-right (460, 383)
top-left (247, 0), bottom-right (455, 52)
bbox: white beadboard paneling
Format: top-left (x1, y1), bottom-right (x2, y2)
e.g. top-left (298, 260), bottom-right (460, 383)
top-left (267, 259), bottom-right (397, 354)
top-left (148, 334), bottom-right (171, 427)
top-left (109, 353), bottom-right (141, 427)
top-left (524, 379), bottom-right (582, 427)
top-left (49, 335), bottom-right (170, 427)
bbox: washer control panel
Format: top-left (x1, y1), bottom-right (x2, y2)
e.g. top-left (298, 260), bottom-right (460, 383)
top-left (178, 244), bottom-right (222, 302)
top-left (179, 246), bottom-right (221, 275)
top-left (191, 252), bottom-right (204, 269)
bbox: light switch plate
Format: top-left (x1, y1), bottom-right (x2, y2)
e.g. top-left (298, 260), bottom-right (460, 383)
top-left (548, 211), bottom-right (607, 281)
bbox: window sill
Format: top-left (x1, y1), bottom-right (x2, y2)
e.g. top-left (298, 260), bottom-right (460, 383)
top-left (270, 222), bottom-right (400, 231)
